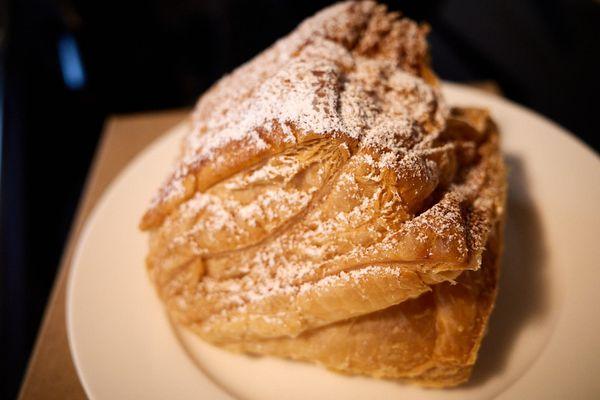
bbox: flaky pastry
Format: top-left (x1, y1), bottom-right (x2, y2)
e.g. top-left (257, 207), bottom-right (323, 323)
top-left (140, 1), bottom-right (506, 388)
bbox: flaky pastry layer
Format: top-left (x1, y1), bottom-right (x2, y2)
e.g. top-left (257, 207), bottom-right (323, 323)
top-left (140, 1), bottom-right (507, 387)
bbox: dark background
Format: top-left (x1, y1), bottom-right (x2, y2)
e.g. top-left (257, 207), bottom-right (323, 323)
top-left (0, 0), bottom-right (598, 397)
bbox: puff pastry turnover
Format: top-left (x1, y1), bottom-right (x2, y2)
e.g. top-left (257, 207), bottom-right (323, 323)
top-left (140, 0), bottom-right (506, 388)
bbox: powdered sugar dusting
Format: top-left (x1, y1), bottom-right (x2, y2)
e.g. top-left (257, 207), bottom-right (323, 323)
top-left (143, 1), bottom-right (506, 341)
top-left (144, 1), bottom-right (445, 216)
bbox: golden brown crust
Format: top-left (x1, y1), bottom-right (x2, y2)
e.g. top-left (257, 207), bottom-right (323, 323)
top-left (223, 219), bottom-right (502, 387)
top-left (140, 1), bottom-right (507, 388)
top-left (139, 1), bottom-right (436, 230)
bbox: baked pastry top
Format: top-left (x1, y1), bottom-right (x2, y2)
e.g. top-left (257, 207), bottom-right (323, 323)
top-left (140, 0), bottom-right (506, 387)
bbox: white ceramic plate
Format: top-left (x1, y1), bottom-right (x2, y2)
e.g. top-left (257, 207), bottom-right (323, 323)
top-left (67, 83), bottom-right (600, 399)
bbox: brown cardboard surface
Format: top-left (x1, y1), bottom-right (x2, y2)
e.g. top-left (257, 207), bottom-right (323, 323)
top-left (18, 110), bottom-right (188, 400)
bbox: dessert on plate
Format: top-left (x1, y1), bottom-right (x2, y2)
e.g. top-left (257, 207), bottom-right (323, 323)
top-left (140, 0), bottom-right (506, 387)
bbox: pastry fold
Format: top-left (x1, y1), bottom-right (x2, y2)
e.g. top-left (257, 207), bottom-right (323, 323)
top-left (140, 1), bottom-right (506, 387)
